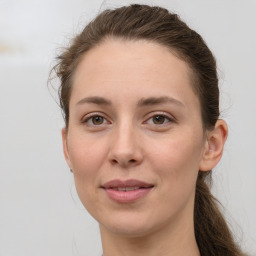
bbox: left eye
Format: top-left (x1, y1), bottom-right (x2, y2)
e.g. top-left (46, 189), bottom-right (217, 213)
top-left (146, 115), bottom-right (172, 125)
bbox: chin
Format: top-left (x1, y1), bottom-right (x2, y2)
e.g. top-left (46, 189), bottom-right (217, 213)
top-left (98, 211), bottom-right (161, 238)
top-left (102, 224), bottom-right (153, 238)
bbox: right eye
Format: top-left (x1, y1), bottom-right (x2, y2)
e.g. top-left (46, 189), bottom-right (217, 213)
top-left (82, 114), bottom-right (110, 127)
top-left (88, 116), bottom-right (105, 125)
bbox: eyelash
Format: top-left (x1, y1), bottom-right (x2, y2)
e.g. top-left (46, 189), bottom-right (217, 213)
top-left (82, 112), bottom-right (174, 127)
top-left (143, 112), bottom-right (174, 126)
top-left (82, 112), bottom-right (110, 126)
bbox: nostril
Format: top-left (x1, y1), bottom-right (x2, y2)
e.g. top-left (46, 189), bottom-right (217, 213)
top-left (111, 158), bottom-right (136, 165)
top-left (111, 159), bottom-right (118, 164)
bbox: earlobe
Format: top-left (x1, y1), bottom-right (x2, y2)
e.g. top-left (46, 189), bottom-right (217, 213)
top-left (199, 119), bottom-right (228, 171)
top-left (62, 128), bottom-right (72, 169)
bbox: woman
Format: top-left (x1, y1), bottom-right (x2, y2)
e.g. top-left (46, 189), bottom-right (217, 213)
top-left (51, 4), bottom-right (247, 256)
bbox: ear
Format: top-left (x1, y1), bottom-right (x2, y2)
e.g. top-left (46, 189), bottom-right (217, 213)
top-left (62, 128), bottom-right (72, 169)
top-left (199, 119), bottom-right (228, 171)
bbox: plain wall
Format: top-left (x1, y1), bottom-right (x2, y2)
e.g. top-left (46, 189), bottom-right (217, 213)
top-left (0, 0), bottom-right (255, 255)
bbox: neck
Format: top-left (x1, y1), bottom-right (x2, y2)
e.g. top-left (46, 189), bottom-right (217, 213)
top-left (100, 214), bottom-right (200, 256)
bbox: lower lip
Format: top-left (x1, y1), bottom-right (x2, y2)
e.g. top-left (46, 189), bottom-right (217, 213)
top-left (104, 187), bottom-right (153, 203)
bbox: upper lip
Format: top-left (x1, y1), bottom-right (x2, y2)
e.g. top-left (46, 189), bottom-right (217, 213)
top-left (102, 179), bottom-right (154, 189)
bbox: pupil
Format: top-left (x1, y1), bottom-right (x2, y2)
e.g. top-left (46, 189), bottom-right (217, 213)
top-left (153, 115), bottom-right (164, 124)
top-left (93, 116), bottom-right (103, 124)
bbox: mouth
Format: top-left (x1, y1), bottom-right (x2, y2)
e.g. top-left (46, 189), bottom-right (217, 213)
top-left (111, 186), bottom-right (141, 191)
top-left (101, 179), bottom-right (154, 203)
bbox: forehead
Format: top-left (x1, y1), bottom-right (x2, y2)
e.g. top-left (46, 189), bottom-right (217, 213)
top-left (74, 38), bottom-right (191, 81)
top-left (71, 38), bottom-right (199, 108)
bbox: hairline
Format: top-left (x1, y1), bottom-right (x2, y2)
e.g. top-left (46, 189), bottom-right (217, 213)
top-left (65, 35), bottom-right (205, 130)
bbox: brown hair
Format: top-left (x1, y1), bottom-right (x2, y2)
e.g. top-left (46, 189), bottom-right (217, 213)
top-left (51, 4), bottom-right (246, 255)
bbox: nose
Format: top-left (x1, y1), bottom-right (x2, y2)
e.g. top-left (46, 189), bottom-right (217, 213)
top-left (108, 123), bottom-right (143, 168)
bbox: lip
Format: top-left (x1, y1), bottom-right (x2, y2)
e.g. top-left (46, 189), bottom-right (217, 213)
top-left (101, 179), bottom-right (154, 203)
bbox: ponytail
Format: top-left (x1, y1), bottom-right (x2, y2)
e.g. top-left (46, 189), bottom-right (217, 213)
top-left (194, 171), bottom-right (246, 256)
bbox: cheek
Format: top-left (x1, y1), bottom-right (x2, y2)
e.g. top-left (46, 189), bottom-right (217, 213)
top-left (67, 135), bottom-right (109, 201)
top-left (68, 133), bottom-right (107, 173)
top-left (148, 132), bottom-right (204, 189)
top-left (147, 135), bottom-right (203, 219)
top-left (70, 143), bottom-right (106, 215)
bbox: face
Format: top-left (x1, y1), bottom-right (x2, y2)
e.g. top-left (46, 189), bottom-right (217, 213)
top-left (63, 38), bottom-right (209, 238)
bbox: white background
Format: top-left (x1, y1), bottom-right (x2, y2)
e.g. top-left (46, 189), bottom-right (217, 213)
top-left (0, 0), bottom-right (255, 255)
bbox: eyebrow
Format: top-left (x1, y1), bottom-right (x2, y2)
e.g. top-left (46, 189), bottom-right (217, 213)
top-left (76, 96), bottom-right (184, 108)
top-left (76, 96), bottom-right (112, 106)
top-left (137, 96), bottom-right (185, 108)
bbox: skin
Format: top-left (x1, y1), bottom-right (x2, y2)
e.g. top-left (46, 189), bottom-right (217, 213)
top-left (62, 38), bottom-right (228, 256)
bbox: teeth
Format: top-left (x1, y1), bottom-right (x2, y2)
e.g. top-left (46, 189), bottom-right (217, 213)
top-left (117, 187), bottom-right (126, 191)
top-left (115, 186), bottom-right (140, 191)
top-left (125, 186), bottom-right (140, 191)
